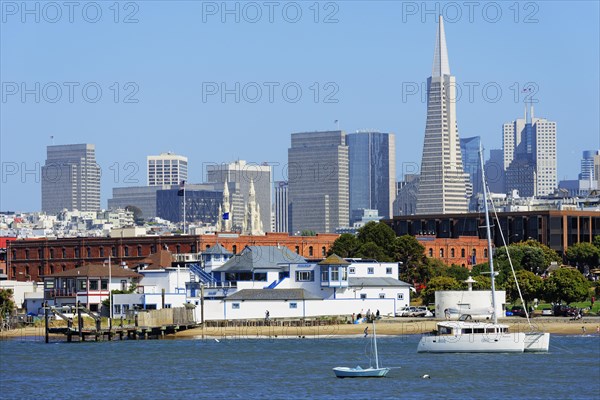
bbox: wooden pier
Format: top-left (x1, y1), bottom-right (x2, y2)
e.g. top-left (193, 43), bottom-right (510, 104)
top-left (44, 302), bottom-right (199, 343)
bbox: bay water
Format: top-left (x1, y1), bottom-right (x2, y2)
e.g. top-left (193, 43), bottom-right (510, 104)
top-left (1, 334), bottom-right (599, 399)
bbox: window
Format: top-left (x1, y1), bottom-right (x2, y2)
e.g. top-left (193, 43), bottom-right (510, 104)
top-left (461, 248), bottom-right (465, 257)
top-left (176, 245), bottom-right (181, 253)
top-left (112, 247), bottom-right (117, 257)
top-left (379, 293), bottom-right (385, 299)
top-left (164, 304), bottom-right (172, 309)
top-left (428, 248), bottom-right (433, 257)
top-left (62, 248), bottom-right (66, 258)
top-left (38, 249), bottom-right (43, 259)
top-left (114, 304), bottom-right (121, 314)
top-left (484, 248), bottom-right (488, 258)
top-left (50, 265), bottom-right (54, 274)
top-left (289, 302), bottom-right (297, 309)
top-left (232, 303), bottom-right (240, 309)
top-left (349, 267), bottom-right (355, 274)
top-left (321, 247), bottom-right (326, 256)
top-left (450, 248), bottom-right (455, 257)
top-left (122, 304), bottom-right (129, 313)
top-left (99, 248), bottom-right (105, 257)
top-left (150, 245), bottom-right (156, 254)
top-left (308, 246), bottom-right (313, 256)
top-left (101, 279), bottom-right (108, 290)
top-left (367, 267), bottom-right (374, 275)
top-left (121, 280), bottom-right (127, 291)
top-left (49, 249), bottom-right (54, 259)
top-left (440, 248), bottom-right (444, 257)
top-left (232, 245), bottom-right (237, 254)
top-left (77, 279), bottom-right (87, 291)
top-left (89, 280), bottom-right (98, 290)
top-left (386, 267), bottom-right (392, 274)
top-left (472, 249), bottom-right (477, 257)
top-left (321, 268), bottom-right (328, 282)
top-left (137, 246), bottom-right (142, 256)
top-left (397, 293), bottom-right (404, 300)
top-left (295, 271), bottom-right (314, 282)
top-left (75, 247), bottom-right (80, 258)
top-left (124, 247), bottom-right (129, 257)
top-left (360, 293), bottom-right (367, 299)
top-left (295, 246), bottom-right (299, 254)
top-left (38, 265), bottom-right (43, 276)
top-left (331, 267), bottom-right (339, 281)
top-left (25, 249), bottom-right (29, 259)
top-left (87, 247), bottom-right (91, 258)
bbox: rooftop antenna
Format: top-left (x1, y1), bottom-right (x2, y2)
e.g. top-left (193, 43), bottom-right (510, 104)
top-left (50, 135), bottom-right (55, 145)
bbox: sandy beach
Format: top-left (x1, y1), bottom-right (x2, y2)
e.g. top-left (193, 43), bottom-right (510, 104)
top-left (2, 317), bottom-right (599, 340)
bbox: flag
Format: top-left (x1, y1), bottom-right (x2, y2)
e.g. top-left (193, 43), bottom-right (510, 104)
top-left (177, 180), bottom-right (185, 196)
top-left (222, 212), bottom-right (230, 220)
top-left (334, 119), bottom-right (338, 124)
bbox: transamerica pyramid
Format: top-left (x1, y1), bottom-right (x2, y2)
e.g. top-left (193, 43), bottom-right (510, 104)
top-left (416, 16), bottom-right (468, 215)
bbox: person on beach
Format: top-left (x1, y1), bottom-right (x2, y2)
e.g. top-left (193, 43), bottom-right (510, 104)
top-left (376, 310), bottom-right (380, 319)
top-left (581, 326), bottom-right (586, 334)
top-left (265, 310), bottom-right (270, 325)
top-left (352, 313), bottom-right (356, 323)
top-left (364, 327), bottom-right (369, 337)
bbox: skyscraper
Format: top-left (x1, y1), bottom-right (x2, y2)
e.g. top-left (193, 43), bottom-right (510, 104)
top-left (288, 130), bottom-right (349, 233)
top-left (579, 150), bottom-right (599, 181)
top-left (206, 160), bottom-right (272, 233)
top-left (347, 131), bottom-right (396, 221)
top-left (485, 149), bottom-right (505, 194)
top-left (416, 16), bottom-right (468, 214)
top-left (503, 106), bottom-right (557, 196)
top-left (147, 152), bottom-right (188, 186)
top-left (41, 144), bottom-right (100, 213)
top-left (460, 136), bottom-right (482, 210)
top-left (274, 181), bottom-right (289, 233)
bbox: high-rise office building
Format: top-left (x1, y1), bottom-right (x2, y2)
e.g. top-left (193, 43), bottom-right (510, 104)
top-left (347, 132), bottom-right (396, 221)
top-left (147, 152), bottom-right (188, 186)
top-left (206, 160), bottom-right (272, 233)
top-left (274, 181), bottom-right (288, 233)
top-left (503, 106), bottom-right (557, 196)
top-left (288, 130), bottom-right (349, 233)
top-left (579, 150), bottom-right (599, 181)
top-left (460, 136), bottom-right (482, 210)
top-left (41, 144), bottom-right (100, 213)
top-left (416, 16), bottom-right (468, 214)
top-left (485, 149), bottom-right (505, 194)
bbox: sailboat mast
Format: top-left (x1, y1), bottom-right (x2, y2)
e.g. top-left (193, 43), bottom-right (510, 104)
top-left (479, 145), bottom-right (498, 325)
top-left (372, 322), bottom-right (380, 369)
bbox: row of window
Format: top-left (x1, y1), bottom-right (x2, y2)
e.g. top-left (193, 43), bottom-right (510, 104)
top-left (426, 248), bottom-right (488, 258)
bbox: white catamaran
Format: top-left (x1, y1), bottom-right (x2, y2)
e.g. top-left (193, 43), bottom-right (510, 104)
top-left (333, 321), bottom-right (391, 378)
top-left (417, 146), bottom-right (550, 353)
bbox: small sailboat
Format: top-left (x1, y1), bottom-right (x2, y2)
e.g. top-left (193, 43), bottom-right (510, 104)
top-left (333, 321), bottom-right (390, 378)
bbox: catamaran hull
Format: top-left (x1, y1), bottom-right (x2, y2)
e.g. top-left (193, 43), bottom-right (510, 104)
top-left (417, 333), bottom-right (527, 353)
top-left (524, 332), bottom-right (550, 352)
top-left (333, 367), bottom-right (390, 378)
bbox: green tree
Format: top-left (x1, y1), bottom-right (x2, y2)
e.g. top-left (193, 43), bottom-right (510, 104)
top-left (514, 239), bottom-right (561, 265)
top-left (421, 276), bottom-right (461, 305)
top-left (472, 275), bottom-right (492, 290)
top-left (355, 242), bottom-right (391, 262)
top-left (328, 234), bottom-right (360, 258)
top-left (442, 264), bottom-right (471, 282)
top-left (393, 235), bottom-right (427, 285)
top-left (593, 235), bottom-right (600, 250)
top-left (505, 270), bottom-right (543, 309)
top-left (0, 289), bottom-right (16, 318)
top-left (356, 222), bottom-right (397, 256)
top-left (565, 242), bottom-right (600, 272)
top-left (543, 268), bottom-right (590, 304)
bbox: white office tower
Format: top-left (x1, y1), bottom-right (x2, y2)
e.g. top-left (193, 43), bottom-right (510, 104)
top-left (147, 152), bottom-right (188, 186)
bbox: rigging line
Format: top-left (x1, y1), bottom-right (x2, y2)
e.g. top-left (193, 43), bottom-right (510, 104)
top-left (487, 185), bottom-right (533, 330)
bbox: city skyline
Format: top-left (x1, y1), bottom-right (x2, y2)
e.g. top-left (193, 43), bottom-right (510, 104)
top-left (2, 2), bottom-right (599, 212)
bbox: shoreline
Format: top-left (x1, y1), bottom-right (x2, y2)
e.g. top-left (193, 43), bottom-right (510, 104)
top-left (2, 317), bottom-right (599, 340)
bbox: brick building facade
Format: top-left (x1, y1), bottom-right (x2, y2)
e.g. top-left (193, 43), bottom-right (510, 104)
top-left (6, 232), bottom-right (340, 282)
top-left (416, 235), bottom-right (489, 268)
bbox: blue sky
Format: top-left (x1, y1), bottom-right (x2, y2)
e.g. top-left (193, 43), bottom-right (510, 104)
top-left (1, 0), bottom-right (599, 212)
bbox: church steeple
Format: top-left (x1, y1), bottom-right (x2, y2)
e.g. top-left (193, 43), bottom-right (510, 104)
top-left (432, 15), bottom-right (450, 77)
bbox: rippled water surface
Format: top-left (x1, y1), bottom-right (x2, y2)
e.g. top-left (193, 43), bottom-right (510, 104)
top-left (1, 334), bottom-right (599, 399)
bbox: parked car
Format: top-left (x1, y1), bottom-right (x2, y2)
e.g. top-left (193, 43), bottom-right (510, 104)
top-left (541, 308), bottom-right (553, 316)
top-left (510, 306), bottom-right (526, 317)
top-left (413, 306), bottom-right (434, 318)
top-left (396, 306), bottom-right (418, 317)
top-left (553, 305), bottom-right (578, 317)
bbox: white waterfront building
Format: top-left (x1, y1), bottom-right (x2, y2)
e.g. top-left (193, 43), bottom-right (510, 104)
top-left (111, 245), bottom-right (412, 321)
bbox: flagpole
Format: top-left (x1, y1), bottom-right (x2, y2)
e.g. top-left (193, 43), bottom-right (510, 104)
top-left (183, 182), bottom-right (187, 235)
top-left (108, 255), bottom-right (112, 332)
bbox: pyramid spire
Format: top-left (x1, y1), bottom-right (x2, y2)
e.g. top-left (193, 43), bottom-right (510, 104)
top-left (432, 15), bottom-right (450, 77)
